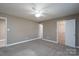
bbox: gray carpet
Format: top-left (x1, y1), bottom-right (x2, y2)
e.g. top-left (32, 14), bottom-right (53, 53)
top-left (0, 39), bottom-right (76, 56)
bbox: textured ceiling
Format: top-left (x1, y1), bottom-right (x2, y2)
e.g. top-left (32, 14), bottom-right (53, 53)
top-left (0, 3), bottom-right (79, 22)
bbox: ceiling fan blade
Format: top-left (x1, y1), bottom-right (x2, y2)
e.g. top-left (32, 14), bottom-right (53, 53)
top-left (32, 7), bottom-right (36, 10)
top-left (31, 3), bottom-right (37, 11)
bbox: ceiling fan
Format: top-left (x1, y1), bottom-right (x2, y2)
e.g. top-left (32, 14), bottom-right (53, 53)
top-left (29, 3), bottom-right (52, 18)
top-left (31, 5), bottom-right (44, 17)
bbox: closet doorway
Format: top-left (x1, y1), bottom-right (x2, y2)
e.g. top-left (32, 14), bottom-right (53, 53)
top-left (57, 20), bottom-right (65, 45)
top-left (39, 23), bottom-right (43, 39)
top-left (0, 17), bottom-right (7, 48)
top-left (57, 19), bottom-right (76, 48)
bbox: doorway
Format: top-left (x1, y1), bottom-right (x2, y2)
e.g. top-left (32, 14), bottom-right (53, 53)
top-left (0, 17), bottom-right (7, 47)
top-left (57, 19), bottom-right (75, 48)
top-left (57, 20), bottom-right (65, 45)
top-left (39, 23), bottom-right (43, 39)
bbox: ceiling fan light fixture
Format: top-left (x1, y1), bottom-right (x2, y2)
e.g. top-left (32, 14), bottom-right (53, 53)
top-left (35, 13), bottom-right (41, 17)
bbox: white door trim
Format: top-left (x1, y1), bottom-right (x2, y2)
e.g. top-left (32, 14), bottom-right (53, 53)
top-left (57, 21), bottom-right (59, 43)
top-left (0, 16), bottom-right (7, 47)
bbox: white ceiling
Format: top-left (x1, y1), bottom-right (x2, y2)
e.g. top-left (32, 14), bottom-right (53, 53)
top-left (0, 3), bottom-right (79, 22)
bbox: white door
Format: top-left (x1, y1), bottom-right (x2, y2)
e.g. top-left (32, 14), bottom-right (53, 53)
top-left (64, 19), bottom-right (75, 48)
top-left (0, 18), bottom-right (7, 47)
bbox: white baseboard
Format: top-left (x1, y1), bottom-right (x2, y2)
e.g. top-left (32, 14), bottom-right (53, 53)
top-left (42, 39), bottom-right (58, 44)
top-left (7, 37), bottom-right (40, 47)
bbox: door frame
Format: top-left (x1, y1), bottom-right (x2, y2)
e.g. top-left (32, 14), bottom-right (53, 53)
top-left (0, 16), bottom-right (7, 47)
top-left (39, 23), bottom-right (43, 39)
top-left (57, 21), bottom-right (59, 43)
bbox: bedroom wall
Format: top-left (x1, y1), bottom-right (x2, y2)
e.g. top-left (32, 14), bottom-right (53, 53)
top-left (41, 14), bottom-right (78, 45)
top-left (0, 13), bottom-right (39, 44)
top-left (42, 20), bottom-right (57, 42)
top-left (0, 12), bottom-right (79, 47)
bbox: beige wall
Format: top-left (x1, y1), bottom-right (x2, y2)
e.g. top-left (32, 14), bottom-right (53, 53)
top-left (0, 13), bottom-right (39, 44)
top-left (42, 20), bottom-right (57, 42)
top-left (0, 12), bottom-right (79, 47)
